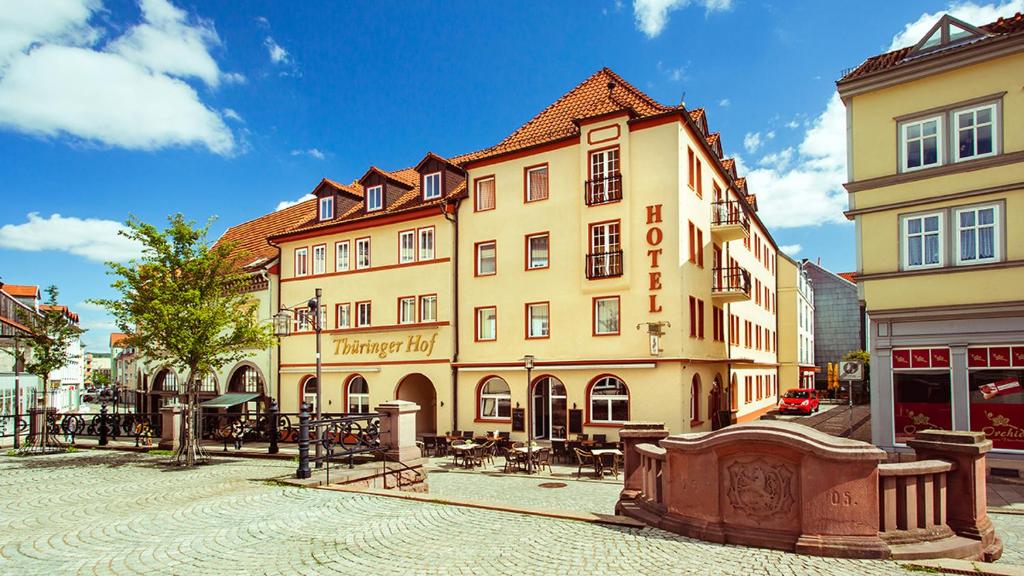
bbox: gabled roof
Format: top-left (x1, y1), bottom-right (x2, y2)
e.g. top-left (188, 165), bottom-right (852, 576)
top-left (839, 12), bottom-right (1024, 83)
top-left (837, 272), bottom-right (857, 284)
top-left (1, 284), bottom-right (39, 299)
top-left (457, 68), bottom-right (678, 165)
top-left (315, 177), bottom-right (363, 199)
top-left (415, 151), bottom-right (466, 175)
top-left (110, 332), bottom-right (129, 348)
top-left (215, 199), bottom-right (318, 269)
top-left (40, 304), bottom-right (78, 323)
top-left (358, 166), bottom-right (415, 189)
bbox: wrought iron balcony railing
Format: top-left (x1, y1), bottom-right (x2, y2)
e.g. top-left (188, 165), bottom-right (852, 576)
top-left (712, 265), bottom-right (751, 296)
top-left (586, 250), bottom-right (624, 279)
top-left (584, 172), bottom-right (623, 206)
top-left (711, 201), bottom-right (750, 231)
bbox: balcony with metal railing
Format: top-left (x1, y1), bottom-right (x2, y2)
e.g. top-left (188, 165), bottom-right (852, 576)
top-left (586, 250), bottom-right (624, 279)
top-left (711, 265), bottom-right (751, 303)
top-left (584, 173), bottom-right (623, 206)
top-left (711, 201), bottom-right (750, 242)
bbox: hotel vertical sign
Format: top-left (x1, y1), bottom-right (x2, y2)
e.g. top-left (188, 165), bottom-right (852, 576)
top-left (646, 204), bottom-right (664, 314)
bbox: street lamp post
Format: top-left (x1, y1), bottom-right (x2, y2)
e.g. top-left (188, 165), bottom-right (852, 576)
top-left (523, 355), bottom-right (535, 474)
top-left (13, 336), bottom-right (21, 449)
top-left (309, 289), bottom-right (323, 468)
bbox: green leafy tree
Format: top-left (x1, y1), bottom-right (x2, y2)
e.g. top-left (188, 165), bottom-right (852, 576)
top-left (92, 215), bottom-right (274, 466)
top-left (90, 370), bottom-right (111, 389)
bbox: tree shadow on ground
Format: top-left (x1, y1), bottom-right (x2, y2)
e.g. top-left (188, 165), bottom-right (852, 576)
top-left (0, 450), bottom-right (281, 474)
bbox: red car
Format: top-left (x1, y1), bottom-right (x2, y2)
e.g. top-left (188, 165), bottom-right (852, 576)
top-left (778, 389), bottom-right (819, 415)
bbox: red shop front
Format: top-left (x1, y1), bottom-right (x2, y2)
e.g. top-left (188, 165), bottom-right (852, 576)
top-left (967, 345), bottom-right (1024, 452)
top-left (891, 348), bottom-right (952, 444)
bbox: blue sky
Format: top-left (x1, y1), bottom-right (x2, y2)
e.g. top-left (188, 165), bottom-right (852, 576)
top-left (1, 0), bottom-right (1021, 351)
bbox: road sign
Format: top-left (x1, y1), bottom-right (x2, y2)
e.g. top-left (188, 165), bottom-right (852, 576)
top-left (839, 360), bottom-right (864, 381)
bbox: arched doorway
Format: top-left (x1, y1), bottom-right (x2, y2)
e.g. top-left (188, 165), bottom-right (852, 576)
top-left (151, 368), bottom-right (178, 411)
top-left (227, 364), bottom-right (266, 416)
top-left (532, 375), bottom-right (567, 440)
top-left (710, 374), bottom-right (724, 430)
top-left (396, 373), bottom-right (436, 437)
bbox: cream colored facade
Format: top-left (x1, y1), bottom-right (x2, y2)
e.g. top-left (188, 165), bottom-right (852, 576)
top-left (839, 14), bottom-right (1024, 453)
top-left (777, 254), bottom-right (815, 392)
top-left (455, 109), bottom-right (780, 441)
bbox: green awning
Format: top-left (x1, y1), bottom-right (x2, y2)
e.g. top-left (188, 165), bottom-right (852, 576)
top-left (200, 392), bottom-right (260, 408)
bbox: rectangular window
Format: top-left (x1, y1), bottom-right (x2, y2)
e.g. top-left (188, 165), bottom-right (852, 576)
top-left (526, 302), bottom-right (550, 339)
top-left (698, 299), bottom-right (705, 339)
top-left (900, 116), bottom-right (942, 172)
top-left (366, 185), bottom-right (383, 211)
top-left (955, 204), bottom-right (999, 265)
top-left (893, 369), bottom-right (952, 445)
top-left (356, 238), bottom-right (371, 269)
top-left (593, 297), bottom-right (620, 335)
top-left (696, 157), bottom-right (703, 197)
top-left (312, 244), bottom-right (326, 275)
top-left (525, 165), bottom-right (549, 202)
top-left (418, 227), bottom-right (435, 261)
top-left (476, 241), bottom-right (496, 276)
top-left (335, 241), bottom-right (350, 272)
top-left (954, 104), bottom-right (997, 162)
top-left (688, 221), bottom-right (696, 263)
top-left (336, 303), bottom-right (351, 329)
top-left (745, 376), bottom-right (752, 404)
top-left (696, 228), bottom-right (704, 268)
top-left (476, 306), bottom-right (496, 341)
top-left (356, 301), bottom-right (371, 327)
top-left (526, 233), bottom-right (549, 270)
top-left (902, 212), bottom-right (943, 269)
top-left (319, 196), bottom-right (333, 221)
top-left (294, 308), bottom-right (312, 332)
top-left (398, 297), bottom-right (416, 324)
top-left (399, 230), bottom-right (415, 264)
top-left (689, 296), bottom-right (697, 337)
top-left (423, 171), bottom-right (442, 200)
top-left (588, 147), bottom-right (621, 204)
top-left (475, 177), bottom-right (495, 211)
top-left (419, 295), bottom-right (437, 323)
top-left (294, 247), bottom-right (308, 277)
top-left (687, 148), bottom-right (695, 189)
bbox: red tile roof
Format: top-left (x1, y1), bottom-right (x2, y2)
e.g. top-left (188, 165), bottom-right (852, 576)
top-left (215, 199), bottom-right (318, 268)
top-left (837, 272), bottom-right (857, 284)
top-left (109, 332), bottom-right (129, 348)
top-left (40, 304), bottom-right (78, 323)
top-left (1, 284), bottom-right (39, 298)
top-left (839, 12), bottom-right (1024, 83)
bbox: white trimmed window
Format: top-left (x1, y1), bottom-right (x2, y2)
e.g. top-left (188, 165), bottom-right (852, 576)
top-left (367, 185), bottom-right (383, 211)
top-left (336, 303), bottom-right (351, 329)
top-left (900, 116), bottom-right (942, 172)
top-left (476, 241), bottom-right (496, 276)
top-left (527, 233), bottom-right (549, 269)
top-left (955, 204), bottom-right (999, 265)
top-left (294, 248), bottom-right (308, 277)
top-left (356, 238), bottom-right (371, 269)
top-left (423, 172), bottom-right (442, 200)
top-left (479, 377), bottom-right (511, 419)
top-left (419, 295), bottom-right (437, 323)
top-left (903, 212), bottom-right (943, 269)
top-left (312, 245), bottom-right (326, 275)
top-left (347, 376), bottom-right (370, 414)
top-left (527, 302), bottom-right (549, 338)
top-left (418, 227), bottom-right (435, 260)
top-left (399, 297), bottom-right (416, 324)
top-left (526, 165), bottom-right (549, 202)
top-left (475, 177), bottom-right (495, 211)
top-left (295, 308), bottom-right (312, 332)
top-left (335, 241), bottom-right (350, 272)
top-left (589, 376), bottom-right (628, 423)
top-left (954, 104), bottom-right (997, 162)
top-left (594, 297), bottom-right (620, 335)
top-left (319, 196), bottom-right (334, 221)
top-left (356, 302), bottom-right (371, 327)
top-left (399, 231), bottom-right (415, 264)
top-left (476, 307), bottom-right (496, 341)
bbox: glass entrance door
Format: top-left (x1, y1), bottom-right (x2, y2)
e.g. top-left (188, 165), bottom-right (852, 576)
top-left (532, 377), bottom-right (567, 440)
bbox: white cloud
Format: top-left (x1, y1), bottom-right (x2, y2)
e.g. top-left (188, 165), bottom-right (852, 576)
top-left (222, 108), bottom-right (243, 122)
top-left (779, 244), bottom-right (803, 256)
top-left (718, 98), bottom-right (730, 107)
top-left (743, 132), bottom-right (762, 154)
top-left (656, 60), bottom-right (687, 82)
top-left (0, 213), bottom-right (142, 263)
top-left (887, 0), bottom-right (1024, 50)
top-left (0, 0), bottom-right (236, 155)
top-left (633, 0), bottom-right (732, 38)
top-left (741, 93), bottom-right (849, 229)
top-left (276, 194), bottom-right (314, 211)
top-left (290, 148), bottom-right (325, 160)
top-left (785, 119), bottom-right (800, 129)
top-left (264, 36), bottom-right (289, 64)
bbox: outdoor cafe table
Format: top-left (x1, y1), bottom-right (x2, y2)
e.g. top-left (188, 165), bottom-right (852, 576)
top-left (449, 442), bottom-right (481, 468)
top-left (591, 448), bottom-right (623, 477)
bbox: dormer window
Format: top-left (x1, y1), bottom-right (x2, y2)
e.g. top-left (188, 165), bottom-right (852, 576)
top-left (367, 185), bottom-right (383, 211)
top-left (423, 172), bottom-right (442, 200)
top-left (319, 196), bottom-right (334, 221)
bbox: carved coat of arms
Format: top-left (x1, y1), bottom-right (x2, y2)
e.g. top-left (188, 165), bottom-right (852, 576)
top-left (725, 459), bottom-right (795, 519)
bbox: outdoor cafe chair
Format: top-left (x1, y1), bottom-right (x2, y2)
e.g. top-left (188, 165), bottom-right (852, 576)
top-left (551, 440), bottom-right (568, 464)
top-left (481, 440), bottom-right (497, 465)
top-left (501, 448), bottom-right (521, 473)
top-left (574, 448), bottom-right (598, 479)
top-left (593, 434), bottom-right (607, 445)
top-left (462, 431), bottom-right (474, 439)
top-left (422, 436), bottom-right (436, 457)
top-left (450, 439), bottom-right (468, 467)
top-left (534, 448), bottom-right (552, 473)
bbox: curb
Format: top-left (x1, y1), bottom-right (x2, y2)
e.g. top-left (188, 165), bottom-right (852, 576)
top-left (900, 559), bottom-right (1024, 576)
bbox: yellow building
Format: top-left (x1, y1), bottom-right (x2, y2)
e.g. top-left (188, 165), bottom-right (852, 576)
top-left (453, 69), bottom-right (781, 441)
top-left (777, 254), bottom-right (816, 391)
top-left (838, 12), bottom-right (1024, 454)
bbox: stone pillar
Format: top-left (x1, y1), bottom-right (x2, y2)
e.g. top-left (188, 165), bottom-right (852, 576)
top-left (907, 430), bottom-right (1000, 557)
top-left (618, 422), bottom-right (669, 495)
top-left (376, 400), bottom-right (423, 465)
top-left (158, 405), bottom-right (182, 451)
top-left (949, 345), bottom-right (970, 432)
top-left (870, 344), bottom-right (893, 448)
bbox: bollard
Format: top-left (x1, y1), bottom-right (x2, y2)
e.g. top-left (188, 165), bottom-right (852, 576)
top-left (98, 404), bottom-right (109, 446)
top-left (296, 402), bottom-right (311, 479)
top-left (267, 399), bottom-right (280, 455)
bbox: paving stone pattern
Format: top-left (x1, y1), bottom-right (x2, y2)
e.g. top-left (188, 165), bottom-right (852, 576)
top-left (0, 451), bottom-right (1007, 575)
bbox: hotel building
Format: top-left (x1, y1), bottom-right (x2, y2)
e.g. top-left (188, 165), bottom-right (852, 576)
top-left (838, 13), bottom-right (1024, 454)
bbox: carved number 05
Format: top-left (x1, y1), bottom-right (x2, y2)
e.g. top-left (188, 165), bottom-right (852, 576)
top-left (829, 490), bottom-right (853, 506)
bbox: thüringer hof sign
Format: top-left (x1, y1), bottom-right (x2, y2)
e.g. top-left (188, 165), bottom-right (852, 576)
top-left (332, 332), bottom-right (438, 359)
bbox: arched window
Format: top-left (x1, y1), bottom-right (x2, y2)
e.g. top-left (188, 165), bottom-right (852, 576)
top-left (690, 374), bottom-right (701, 423)
top-left (589, 376), bottom-right (628, 423)
top-left (196, 372), bottom-right (217, 394)
top-left (230, 366), bottom-right (263, 394)
top-left (478, 377), bottom-right (511, 420)
top-left (302, 377), bottom-right (318, 412)
top-left (155, 369), bottom-right (177, 392)
top-left (347, 376), bottom-right (370, 414)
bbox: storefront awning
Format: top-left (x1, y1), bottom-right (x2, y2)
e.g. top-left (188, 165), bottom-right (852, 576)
top-left (200, 392), bottom-right (260, 408)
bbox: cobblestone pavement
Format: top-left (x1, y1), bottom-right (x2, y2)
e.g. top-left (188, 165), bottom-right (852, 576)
top-left (0, 451), bottom-right (1011, 575)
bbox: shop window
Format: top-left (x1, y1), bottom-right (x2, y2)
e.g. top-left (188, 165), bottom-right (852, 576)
top-left (968, 346), bottom-right (1024, 450)
top-left (892, 369), bottom-right (952, 444)
top-left (589, 376), bottom-right (629, 423)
